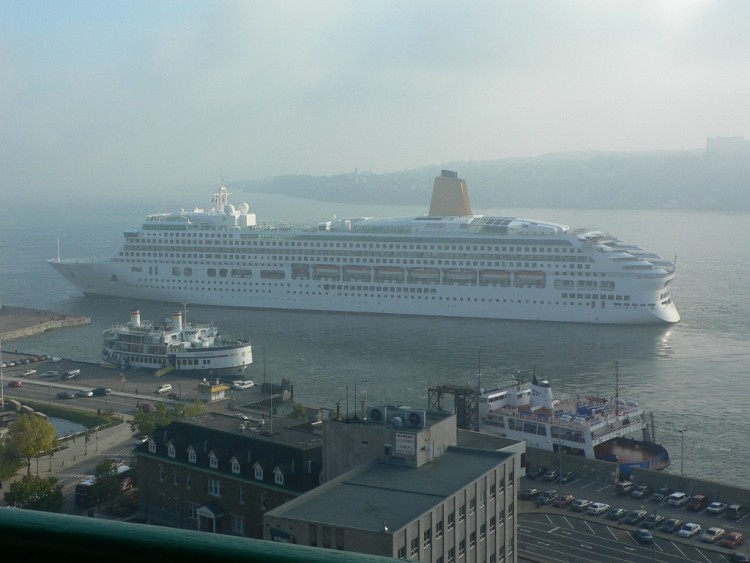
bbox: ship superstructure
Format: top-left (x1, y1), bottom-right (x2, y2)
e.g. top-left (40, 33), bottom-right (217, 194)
top-left (51, 170), bottom-right (680, 324)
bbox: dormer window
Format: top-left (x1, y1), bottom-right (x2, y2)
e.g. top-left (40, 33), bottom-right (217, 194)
top-left (231, 457), bottom-right (240, 475)
top-left (188, 447), bottom-right (197, 464)
top-left (167, 443), bottom-right (175, 458)
top-left (148, 440), bottom-right (156, 454)
top-left (209, 452), bottom-right (218, 469)
top-left (253, 462), bottom-right (263, 481)
top-left (274, 467), bottom-right (284, 486)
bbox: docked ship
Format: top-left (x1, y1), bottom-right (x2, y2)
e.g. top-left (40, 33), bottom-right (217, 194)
top-left (50, 170), bottom-right (679, 325)
top-left (102, 309), bottom-right (252, 377)
top-left (479, 374), bottom-right (670, 475)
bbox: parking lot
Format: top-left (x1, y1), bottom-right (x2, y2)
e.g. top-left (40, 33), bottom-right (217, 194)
top-left (519, 472), bottom-right (750, 562)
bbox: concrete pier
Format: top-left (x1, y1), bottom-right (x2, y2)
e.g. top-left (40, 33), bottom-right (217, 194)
top-left (0, 306), bottom-right (90, 342)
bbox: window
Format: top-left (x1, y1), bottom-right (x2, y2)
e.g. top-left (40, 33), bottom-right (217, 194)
top-left (397, 546), bottom-right (406, 559)
top-left (172, 471), bottom-right (179, 486)
top-left (470, 497), bottom-right (476, 515)
top-left (186, 472), bottom-right (191, 489)
top-left (209, 452), bottom-right (218, 469)
top-left (410, 537), bottom-right (419, 557)
top-left (188, 448), bottom-right (196, 463)
top-left (436, 520), bottom-right (444, 539)
top-left (447, 511), bottom-right (455, 531)
top-left (230, 514), bottom-right (244, 535)
top-left (186, 502), bottom-right (198, 520)
top-left (254, 463), bottom-right (264, 480)
top-left (448, 547), bottom-right (455, 563)
top-left (167, 443), bottom-right (175, 458)
top-left (158, 465), bottom-right (164, 482)
top-left (490, 484), bottom-right (496, 501)
top-left (470, 531), bottom-right (476, 549)
top-left (490, 516), bottom-right (496, 533)
top-left (423, 528), bottom-right (431, 548)
top-left (231, 458), bottom-right (240, 474)
top-left (208, 478), bottom-right (222, 497)
top-left (274, 468), bottom-right (284, 485)
top-left (239, 487), bottom-right (245, 505)
top-left (480, 523), bottom-right (486, 541)
top-left (459, 539), bottom-right (466, 557)
top-left (459, 505), bottom-right (466, 522)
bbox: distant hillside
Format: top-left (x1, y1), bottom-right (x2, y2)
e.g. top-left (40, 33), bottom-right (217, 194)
top-left (234, 150), bottom-right (750, 211)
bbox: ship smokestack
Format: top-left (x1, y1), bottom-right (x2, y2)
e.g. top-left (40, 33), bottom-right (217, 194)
top-left (172, 311), bottom-right (183, 332)
top-left (428, 170), bottom-right (473, 216)
top-left (130, 310), bottom-right (141, 327)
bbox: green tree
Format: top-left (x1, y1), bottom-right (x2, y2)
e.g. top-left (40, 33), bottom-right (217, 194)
top-left (91, 458), bottom-right (123, 510)
top-left (291, 402), bottom-right (307, 420)
top-left (4, 474), bottom-right (63, 512)
top-left (6, 414), bottom-right (57, 474)
top-left (129, 400), bottom-right (207, 437)
top-left (0, 441), bottom-right (23, 478)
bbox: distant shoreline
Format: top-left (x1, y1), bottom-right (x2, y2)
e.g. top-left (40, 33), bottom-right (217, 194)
top-left (0, 305), bottom-right (90, 342)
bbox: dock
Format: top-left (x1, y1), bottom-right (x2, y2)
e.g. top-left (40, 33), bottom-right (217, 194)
top-left (0, 306), bottom-right (90, 342)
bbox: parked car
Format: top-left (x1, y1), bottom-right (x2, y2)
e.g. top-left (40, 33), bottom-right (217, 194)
top-left (558, 471), bottom-right (575, 484)
top-left (23, 369), bottom-right (37, 377)
top-left (571, 499), bottom-right (592, 512)
top-left (235, 412), bottom-right (249, 420)
top-left (687, 494), bottom-right (709, 511)
top-left (75, 389), bottom-right (94, 397)
top-left (56, 391), bottom-right (75, 399)
top-left (607, 507), bottom-right (628, 521)
top-left (642, 513), bottom-right (665, 529)
top-left (727, 504), bottom-right (748, 520)
top-left (156, 383), bottom-right (172, 394)
top-left (541, 469), bottom-right (559, 482)
top-left (520, 488), bottom-right (541, 501)
top-left (537, 490), bottom-right (558, 506)
top-left (554, 494), bottom-right (575, 509)
top-left (7, 380), bottom-right (22, 388)
top-left (93, 387), bottom-right (111, 396)
top-left (615, 481), bottom-right (635, 495)
top-left (651, 487), bottom-right (674, 503)
top-left (623, 509), bottom-right (648, 526)
top-left (527, 466), bottom-right (548, 480)
top-left (660, 518), bottom-right (684, 534)
top-left (707, 501), bottom-right (728, 515)
top-left (631, 485), bottom-right (653, 499)
top-left (633, 529), bottom-right (654, 544)
top-left (61, 369), bottom-right (80, 380)
top-left (586, 502), bottom-right (610, 516)
top-left (722, 531), bottom-right (745, 549)
top-left (667, 492), bottom-right (690, 507)
top-left (676, 523), bottom-right (702, 538)
top-left (730, 554), bottom-right (750, 563)
top-left (40, 370), bottom-right (59, 378)
top-left (232, 380), bottom-right (255, 390)
top-left (700, 527), bottom-right (725, 543)
top-left (138, 403), bottom-right (157, 413)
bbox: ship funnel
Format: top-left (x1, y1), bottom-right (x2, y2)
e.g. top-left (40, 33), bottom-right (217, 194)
top-left (428, 170), bottom-right (473, 216)
top-left (530, 375), bottom-right (555, 410)
top-left (130, 310), bottom-right (141, 327)
top-left (172, 311), bottom-right (183, 332)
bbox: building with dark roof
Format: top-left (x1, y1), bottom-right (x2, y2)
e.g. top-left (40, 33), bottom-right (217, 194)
top-left (135, 411), bottom-right (323, 538)
top-left (264, 406), bottom-right (520, 562)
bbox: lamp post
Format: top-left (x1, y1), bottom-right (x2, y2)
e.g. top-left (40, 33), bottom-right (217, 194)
top-left (678, 428), bottom-right (686, 477)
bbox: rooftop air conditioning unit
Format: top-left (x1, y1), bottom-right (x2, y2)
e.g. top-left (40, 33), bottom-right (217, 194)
top-left (368, 406), bottom-right (387, 424)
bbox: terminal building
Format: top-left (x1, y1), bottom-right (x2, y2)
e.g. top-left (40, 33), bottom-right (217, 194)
top-left (264, 406), bottom-right (521, 562)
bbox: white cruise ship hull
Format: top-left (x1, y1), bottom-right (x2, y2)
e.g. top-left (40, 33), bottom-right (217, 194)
top-left (49, 171), bottom-right (680, 325)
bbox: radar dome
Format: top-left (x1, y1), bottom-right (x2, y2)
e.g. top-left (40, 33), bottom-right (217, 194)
top-left (225, 204), bottom-right (236, 215)
top-left (239, 202), bottom-right (250, 214)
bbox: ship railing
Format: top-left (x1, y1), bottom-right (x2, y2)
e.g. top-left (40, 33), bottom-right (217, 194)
top-left (489, 404), bottom-right (643, 429)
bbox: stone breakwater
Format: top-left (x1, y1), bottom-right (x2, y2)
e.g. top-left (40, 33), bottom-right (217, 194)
top-left (0, 306), bottom-right (90, 341)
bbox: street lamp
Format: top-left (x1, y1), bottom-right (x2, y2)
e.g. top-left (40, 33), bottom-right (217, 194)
top-left (678, 428), bottom-right (687, 477)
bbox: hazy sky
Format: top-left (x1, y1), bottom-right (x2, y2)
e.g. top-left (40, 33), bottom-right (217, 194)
top-left (2, 0), bottom-right (749, 199)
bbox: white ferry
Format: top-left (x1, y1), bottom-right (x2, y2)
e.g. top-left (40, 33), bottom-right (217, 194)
top-left (479, 374), bottom-right (670, 475)
top-left (102, 309), bottom-right (252, 377)
top-left (50, 170), bottom-right (680, 324)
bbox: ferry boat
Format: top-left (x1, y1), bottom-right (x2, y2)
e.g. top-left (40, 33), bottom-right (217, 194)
top-left (479, 374), bottom-right (670, 475)
top-left (102, 309), bottom-right (252, 377)
top-left (49, 170), bottom-right (680, 324)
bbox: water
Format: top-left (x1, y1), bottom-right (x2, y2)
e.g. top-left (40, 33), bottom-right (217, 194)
top-left (1, 191), bottom-right (749, 486)
top-left (49, 417), bottom-right (87, 439)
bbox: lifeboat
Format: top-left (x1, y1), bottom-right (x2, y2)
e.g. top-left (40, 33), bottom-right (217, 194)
top-left (443, 269), bottom-right (477, 282)
top-left (479, 269), bottom-right (511, 281)
top-left (515, 270), bottom-right (545, 281)
top-left (344, 265), bottom-right (371, 279)
top-left (312, 264), bottom-right (341, 277)
top-left (376, 266), bottom-right (405, 279)
top-left (409, 268), bottom-right (440, 281)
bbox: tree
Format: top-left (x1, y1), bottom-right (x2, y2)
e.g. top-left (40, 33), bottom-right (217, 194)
top-left (4, 474), bottom-right (63, 512)
top-left (291, 402), bottom-right (307, 420)
top-left (0, 441), bottom-right (23, 478)
top-left (6, 414), bottom-right (57, 474)
top-left (91, 458), bottom-right (123, 510)
top-left (129, 400), bottom-right (207, 437)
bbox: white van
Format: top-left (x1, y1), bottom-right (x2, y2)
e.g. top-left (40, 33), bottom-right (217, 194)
top-left (156, 383), bottom-right (172, 394)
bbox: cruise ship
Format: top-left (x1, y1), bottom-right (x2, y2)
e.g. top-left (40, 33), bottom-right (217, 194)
top-left (479, 374), bottom-right (670, 475)
top-left (49, 170), bottom-right (680, 325)
top-left (102, 309), bottom-right (252, 377)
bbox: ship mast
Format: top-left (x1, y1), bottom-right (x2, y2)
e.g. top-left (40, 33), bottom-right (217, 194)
top-left (614, 361), bottom-right (619, 417)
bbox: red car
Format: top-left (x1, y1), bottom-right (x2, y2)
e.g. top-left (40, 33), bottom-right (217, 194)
top-left (7, 380), bottom-right (22, 388)
top-left (722, 531), bottom-right (745, 549)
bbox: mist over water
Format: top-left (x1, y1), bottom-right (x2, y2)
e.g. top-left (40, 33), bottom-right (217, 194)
top-left (2, 193), bottom-right (749, 485)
